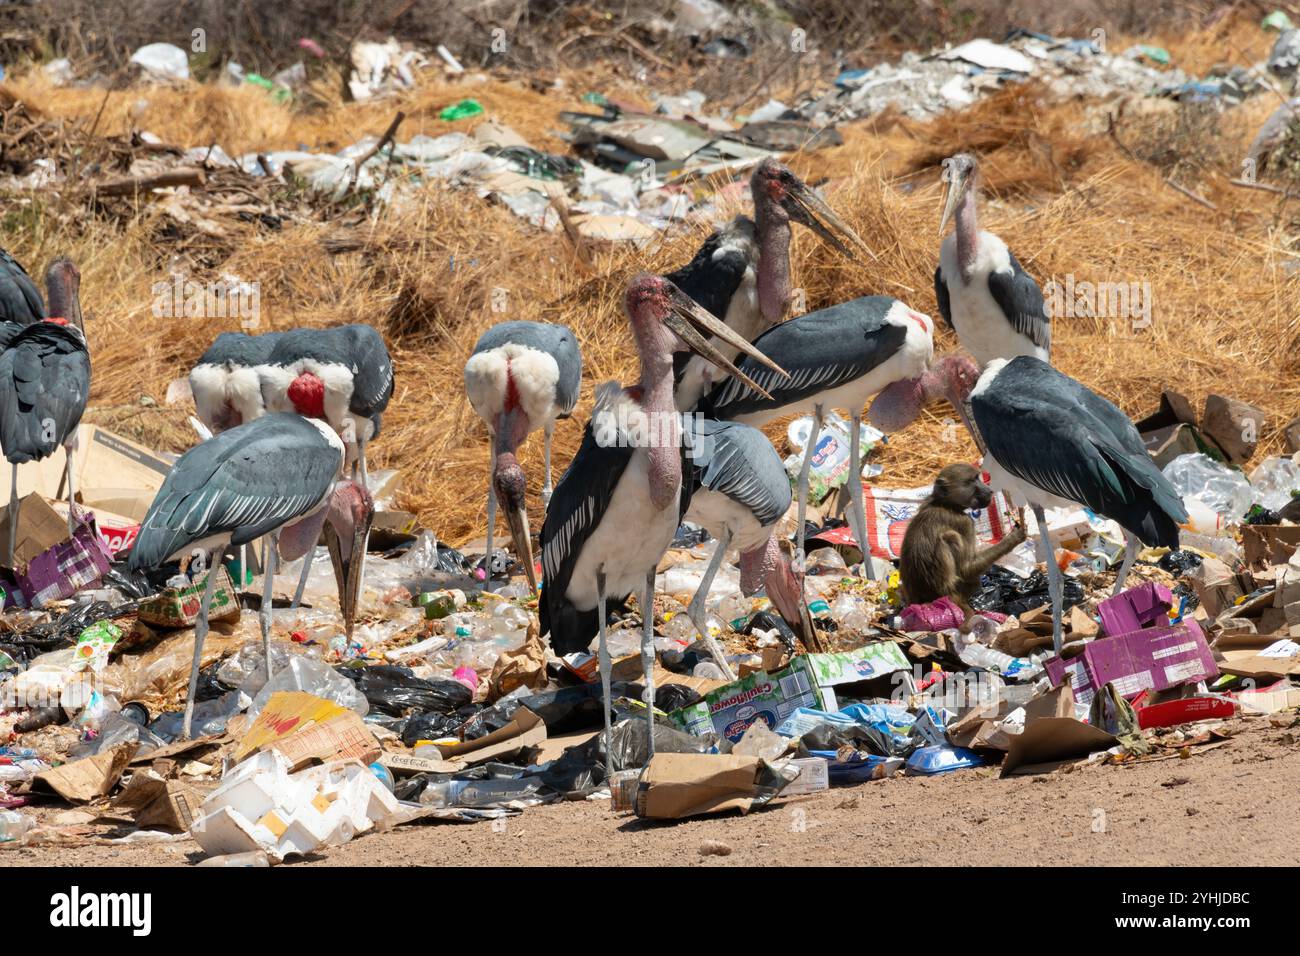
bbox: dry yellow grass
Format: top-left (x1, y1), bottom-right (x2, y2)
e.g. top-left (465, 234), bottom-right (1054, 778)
top-left (2, 14), bottom-right (1299, 548)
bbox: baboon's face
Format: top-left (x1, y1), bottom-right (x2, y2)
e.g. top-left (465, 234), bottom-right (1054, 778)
top-left (933, 464), bottom-right (992, 510)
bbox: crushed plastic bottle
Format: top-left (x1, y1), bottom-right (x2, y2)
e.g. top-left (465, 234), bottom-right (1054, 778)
top-left (418, 777), bottom-right (545, 808)
top-left (1249, 456), bottom-right (1300, 511)
top-left (1162, 453), bottom-right (1253, 525)
top-left (0, 810), bottom-right (36, 845)
top-left (830, 592), bottom-right (874, 631)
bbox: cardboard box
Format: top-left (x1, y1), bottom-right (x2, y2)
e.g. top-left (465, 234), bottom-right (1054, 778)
top-left (1243, 525), bottom-right (1300, 571)
top-left (633, 753), bottom-right (776, 820)
top-left (1098, 582), bottom-right (1172, 637)
top-left (1044, 621), bottom-right (1217, 707)
top-left (431, 706), bottom-right (545, 766)
top-left (0, 495), bottom-right (112, 607)
top-left (782, 756), bottom-right (830, 795)
top-left (670, 643), bottom-right (911, 741)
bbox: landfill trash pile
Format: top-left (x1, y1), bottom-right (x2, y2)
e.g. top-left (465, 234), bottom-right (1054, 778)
top-left (1, 395), bottom-right (1298, 863)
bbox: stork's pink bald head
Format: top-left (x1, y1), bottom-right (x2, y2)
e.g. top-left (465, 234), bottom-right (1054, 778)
top-left (867, 354), bottom-right (982, 432)
top-left (44, 256), bottom-right (82, 330)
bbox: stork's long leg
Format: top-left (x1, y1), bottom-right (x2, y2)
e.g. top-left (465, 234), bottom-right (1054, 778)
top-left (358, 434), bottom-right (369, 490)
top-left (7, 462), bottom-right (18, 567)
top-left (1033, 504), bottom-right (1065, 654)
top-left (181, 546), bottom-right (226, 740)
top-left (64, 449), bottom-right (78, 535)
top-left (290, 545), bottom-right (316, 611)
top-left (596, 568), bottom-right (613, 769)
top-left (542, 423), bottom-right (554, 508)
top-left (484, 444), bottom-right (497, 593)
top-left (261, 533), bottom-right (278, 681)
top-left (684, 527), bottom-right (737, 681)
top-left (1112, 530), bottom-right (1141, 595)
top-left (641, 568), bottom-right (657, 762)
top-left (795, 405), bottom-right (824, 563)
top-left (848, 412), bottom-right (875, 581)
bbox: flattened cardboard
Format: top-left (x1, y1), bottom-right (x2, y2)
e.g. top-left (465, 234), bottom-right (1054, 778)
top-left (0, 493), bottom-right (72, 568)
top-left (634, 753), bottom-right (766, 819)
top-left (377, 751), bottom-right (465, 775)
top-left (268, 709), bottom-right (381, 771)
top-left (34, 743), bottom-right (139, 802)
top-left (432, 706), bottom-right (545, 765)
top-left (234, 691), bottom-right (350, 761)
top-left (1243, 525), bottom-right (1300, 571)
top-left (1001, 717), bottom-right (1118, 776)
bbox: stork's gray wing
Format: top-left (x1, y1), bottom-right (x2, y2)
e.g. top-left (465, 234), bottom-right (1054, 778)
top-left (345, 325), bottom-right (394, 417)
top-left (128, 413), bottom-right (342, 570)
top-left (195, 330), bottom-right (283, 367)
top-left (698, 296), bottom-right (907, 420)
top-left (550, 325), bottom-right (582, 418)
top-left (0, 249), bottom-right (44, 326)
top-left (685, 418), bottom-right (790, 528)
top-left (933, 265), bottom-right (952, 331)
top-left (971, 357), bottom-right (1185, 547)
top-left (0, 324), bottom-right (90, 463)
top-left (986, 251), bottom-right (1051, 354)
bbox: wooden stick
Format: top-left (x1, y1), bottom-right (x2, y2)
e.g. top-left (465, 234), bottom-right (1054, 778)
top-left (1163, 177), bottom-right (1217, 210)
top-left (94, 167), bottom-right (206, 196)
top-left (349, 111), bottom-right (406, 192)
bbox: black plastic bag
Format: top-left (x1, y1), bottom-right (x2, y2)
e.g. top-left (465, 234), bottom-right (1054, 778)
top-left (971, 566), bottom-right (1085, 617)
top-left (744, 610), bottom-right (797, 653)
top-left (337, 664), bottom-right (472, 717)
top-left (1158, 549), bottom-right (1204, 576)
top-left (400, 709), bottom-right (473, 746)
top-left (194, 661), bottom-right (237, 703)
top-left (0, 600), bottom-right (125, 664)
top-left (605, 717), bottom-right (720, 772)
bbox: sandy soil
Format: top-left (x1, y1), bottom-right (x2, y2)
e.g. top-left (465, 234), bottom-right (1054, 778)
top-left (5, 714), bottom-right (1298, 868)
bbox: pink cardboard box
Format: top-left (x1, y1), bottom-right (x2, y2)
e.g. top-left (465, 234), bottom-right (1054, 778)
top-left (1045, 620), bottom-right (1217, 707)
top-left (1097, 581), bottom-right (1173, 637)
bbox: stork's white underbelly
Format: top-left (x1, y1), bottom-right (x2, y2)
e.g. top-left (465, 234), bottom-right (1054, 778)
top-left (939, 231), bottom-right (1047, 368)
top-left (190, 363), bottom-right (266, 433)
top-left (730, 317), bottom-right (933, 427)
top-left (685, 488), bottom-right (771, 555)
top-left (464, 343), bottom-right (562, 435)
top-left (674, 266), bottom-right (759, 412)
top-left (564, 450), bottom-right (682, 610)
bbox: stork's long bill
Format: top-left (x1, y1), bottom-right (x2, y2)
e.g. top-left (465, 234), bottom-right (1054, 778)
top-left (656, 280), bottom-right (787, 399)
top-left (321, 478), bottom-right (374, 638)
top-left (780, 177), bottom-right (875, 262)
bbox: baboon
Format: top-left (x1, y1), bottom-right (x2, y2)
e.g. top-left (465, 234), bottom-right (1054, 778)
top-left (899, 463), bottom-right (1026, 618)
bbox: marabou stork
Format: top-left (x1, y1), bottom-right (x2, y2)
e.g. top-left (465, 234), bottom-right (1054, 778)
top-left (258, 324), bottom-right (394, 484)
top-left (0, 258), bottom-right (90, 562)
top-left (540, 274), bottom-right (784, 757)
top-left (128, 413), bottom-right (373, 738)
top-left (940, 354), bottom-right (1187, 653)
top-left (0, 247), bottom-right (45, 328)
top-left (464, 321), bottom-right (581, 592)
top-left (189, 331), bottom-right (285, 433)
top-left (671, 158), bottom-right (870, 411)
top-left (696, 295), bottom-right (934, 577)
top-left (680, 417), bottom-right (815, 675)
top-left (935, 153), bottom-right (1051, 368)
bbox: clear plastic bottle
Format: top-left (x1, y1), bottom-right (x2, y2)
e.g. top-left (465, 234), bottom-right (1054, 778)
top-left (0, 810), bottom-right (35, 845)
top-left (418, 778), bottom-right (543, 808)
top-left (716, 592), bottom-right (750, 628)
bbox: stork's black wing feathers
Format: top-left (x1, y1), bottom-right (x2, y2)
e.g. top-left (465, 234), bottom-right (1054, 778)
top-left (540, 409), bottom-right (696, 655)
top-left (0, 249), bottom-right (44, 326)
top-left (685, 418), bottom-right (790, 528)
top-left (539, 421), bottom-right (636, 655)
top-left (933, 265), bottom-right (952, 331)
top-left (128, 414), bottom-right (341, 570)
top-left (971, 357), bottom-right (1185, 547)
top-left (697, 296), bottom-right (907, 420)
top-left (0, 324), bottom-right (90, 464)
top-left (666, 227), bottom-right (753, 326)
top-left (986, 250), bottom-right (1051, 354)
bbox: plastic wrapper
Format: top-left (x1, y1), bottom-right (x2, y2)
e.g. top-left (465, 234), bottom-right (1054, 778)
top-left (1157, 549), bottom-right (1204, 576)
top-left (68, 712), bottom-right (166, 759)
top-left (605, 717), bottom-right (722, 772)
top-left (971, 566), bottom-right (1085, 616)
top-left (779, 705), bottom-right (916, 758)
top-left (245, 656), bottom-right (369, 724)
top-left (900, 597), bottom-right (965, 632)
top-left (149, 689), bottom-right (245, 741)
top-left (337, 663), bottom-right (470, 718)
top-left (216, 641), bottom-right (300, 697)
top-left (743, 610), bottom-right (797, 653)
top-left (1162, 453), bottom-right (1253, 524)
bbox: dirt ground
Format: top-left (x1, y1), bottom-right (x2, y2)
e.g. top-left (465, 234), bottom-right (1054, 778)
top-left (6, 714), bottom-right (1297, 867)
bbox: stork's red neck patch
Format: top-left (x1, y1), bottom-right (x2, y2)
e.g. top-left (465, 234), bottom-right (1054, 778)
top-left (288, 371), bottom-right (326, 419)
top-left (44, 317), bottom-right (69, 326)
top-left (503, 358), bottom-right (521, 412)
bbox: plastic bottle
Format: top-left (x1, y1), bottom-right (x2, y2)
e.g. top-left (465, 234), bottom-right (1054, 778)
top-left (0, 810), bottom-right (35, 845)
top-left (418, 777), bottom-right (542, 808)
top-left (716, 592), bottom-right (750, 629)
